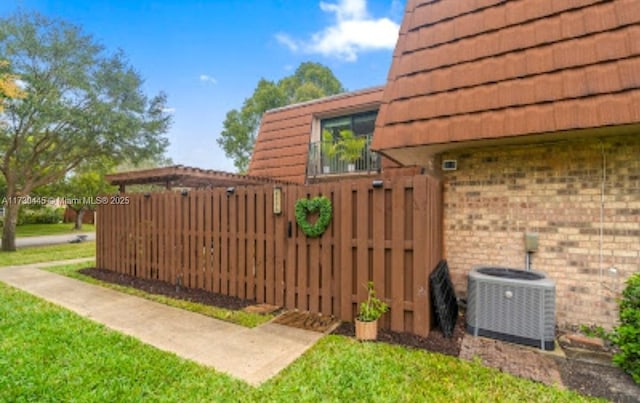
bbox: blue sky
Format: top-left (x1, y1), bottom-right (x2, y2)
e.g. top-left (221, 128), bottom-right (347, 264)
top-left (0, 0), bottom-right (405, 173)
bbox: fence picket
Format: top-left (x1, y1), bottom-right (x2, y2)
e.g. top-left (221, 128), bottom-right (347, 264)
top-left (212, 190), bottom-right (222, 293)
top-left (274, 186), bottom-right (285, 306)
top-left (285, 185), bottom-right (297, 308)
top-left (390, 179), bottom-right (406, 332)
top-left (255, 190), bottom-right (265, 303)
top-left (339, 180), bottom-right (354, 321)
top-left (320, 183), bottom-right (334, 316)
top-left (355, 181), bottom-right (369, 306)
top-left (265, 186), bottom-right (275, 305)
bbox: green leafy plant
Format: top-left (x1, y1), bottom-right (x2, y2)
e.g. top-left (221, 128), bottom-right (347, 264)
top-left (610, 273), bottom-right (640, 384)
top-left (579, 324), bottom-right (610, 340)
top-left (336, 129), bottom-right (366, 164)
top-left (357, 281), bottom-right (389, 322)
top-left (294, 196), bottom-right (332, 238)
top-left (321, 130), bottom-right (339, 160)
top-left (320, 130), bottom-right (339, 173)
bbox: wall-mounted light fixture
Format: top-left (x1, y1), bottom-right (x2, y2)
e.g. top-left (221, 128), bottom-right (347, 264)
top-left (180, 189), bottom-right (189, 196)
top-left (144, 192), bottom-right (151, 198)
top-left (372, 179), bottom-right (384, 188)
top-left (273, 186), bottom-right (282, 215)
top-left (226, 187), bottom-right (235, 196)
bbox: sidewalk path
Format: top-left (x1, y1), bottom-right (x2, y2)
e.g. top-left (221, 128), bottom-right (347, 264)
top-left (0, 264), bottom-right (324, 385)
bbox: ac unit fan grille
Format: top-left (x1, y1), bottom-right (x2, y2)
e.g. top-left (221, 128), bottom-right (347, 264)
top-left (466, 267), bottom-right (556, 350)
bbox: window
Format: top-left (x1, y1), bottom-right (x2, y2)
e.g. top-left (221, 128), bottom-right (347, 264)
top-left (307, 110), bottom-right (380, 176)
top-left (321, 110), bottom-right (378, 139)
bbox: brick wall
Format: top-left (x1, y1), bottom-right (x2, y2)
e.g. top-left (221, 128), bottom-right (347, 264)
top-left (441, 134), bottom-right (640, 330)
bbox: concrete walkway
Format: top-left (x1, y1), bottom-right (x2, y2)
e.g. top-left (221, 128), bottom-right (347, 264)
top-left (0, 264), bottom-right (324, 386)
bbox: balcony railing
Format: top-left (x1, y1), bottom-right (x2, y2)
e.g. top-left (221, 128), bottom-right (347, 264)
top-left (307, 134), bottom-right (381, 177)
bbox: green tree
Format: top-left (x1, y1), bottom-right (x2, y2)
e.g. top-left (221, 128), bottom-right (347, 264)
top-left (0, 60), bottom-right (24, 112)
top-left (0, 12), bottom-right (171, 251)
top-left (217, 62), bottom-right (345, 172)
top-left (279, 62), bottom-right (345, 102)
top-left (61, 166), bottom-right (117, 231)
top-left (114, 155), bottom-right (174, 193)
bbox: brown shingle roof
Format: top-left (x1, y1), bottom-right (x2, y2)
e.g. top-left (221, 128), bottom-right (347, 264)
top-left (373, 0), bottom-right (640, 162)
top-left (248, 87), bottom-right (385, 183)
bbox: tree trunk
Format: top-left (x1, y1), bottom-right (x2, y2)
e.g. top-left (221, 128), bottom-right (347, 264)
top-left (74, 208), bottom-right (85, 231)
top-left (2, 201), bottom-right (19, 252)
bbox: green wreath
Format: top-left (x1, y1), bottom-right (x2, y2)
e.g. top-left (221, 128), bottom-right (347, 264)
top-left (295, 196), bottom-right (332, 238)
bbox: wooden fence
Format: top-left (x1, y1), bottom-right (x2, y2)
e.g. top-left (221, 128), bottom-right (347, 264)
top-left (96, 175), bottom-right (442, 336)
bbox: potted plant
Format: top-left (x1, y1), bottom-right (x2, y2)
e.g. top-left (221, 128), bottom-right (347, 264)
top-left (337, 129), bottom-right (366, 172)
top-left (321, 130), bottom-right (338, 174)
top-left (355, 281), bottom-right (389, 341)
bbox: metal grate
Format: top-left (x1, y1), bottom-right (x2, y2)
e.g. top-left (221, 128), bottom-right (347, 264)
top-left (306, 134), bottom-right (381, 177)
top-left (429, 260), bottom-right (458, 337)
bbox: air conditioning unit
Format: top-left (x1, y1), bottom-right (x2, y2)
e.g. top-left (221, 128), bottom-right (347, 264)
top-left (466, 267), bottom-right (556, 350)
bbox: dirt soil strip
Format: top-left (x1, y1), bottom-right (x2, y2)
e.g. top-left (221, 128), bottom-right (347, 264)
top-left (80, 268), bottom-right (255, 310)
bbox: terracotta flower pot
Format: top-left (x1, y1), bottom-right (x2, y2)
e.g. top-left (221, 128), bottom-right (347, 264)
top-left (355, 319), bottom-right (378, 341)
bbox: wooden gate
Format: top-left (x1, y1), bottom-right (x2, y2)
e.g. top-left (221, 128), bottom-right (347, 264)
top-left (97, 175), bottom-right (442, 336)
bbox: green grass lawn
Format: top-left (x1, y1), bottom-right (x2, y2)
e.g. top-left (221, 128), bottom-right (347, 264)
top-left (0, 283), bottom-right (598, 402)
top-left (0, 241), bottom-right (95, 267)
top-left (46, 262), bottom-right (272, 328)
top-left (16, 223), bottom-right (96, 237)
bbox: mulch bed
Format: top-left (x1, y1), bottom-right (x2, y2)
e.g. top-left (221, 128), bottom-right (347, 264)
top-left (79, 268), bottom-right (254, 311)
top-left (79, 267), bottom-right (639, 401)
top-left (556, 358), bottom-right (640, 403)
top-left (332, 316), bottom-right (465, 357)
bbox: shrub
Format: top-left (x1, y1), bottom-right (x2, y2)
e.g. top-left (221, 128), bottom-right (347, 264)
top-left (610, 273), bottom-right (640, 384)
top-left (18, 206), bottom-right (64, 225)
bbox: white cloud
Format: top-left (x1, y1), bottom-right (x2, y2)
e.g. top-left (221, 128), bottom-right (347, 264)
top-left (161, 107), bottom-right (176, 114)
top-left (319, 0), bottom-right (367, 20)
top-left (199, 74), bottom-right (217, 84)
top-left (275, 33), bottom-right (299, 52)
top-left (277, 0), bottom-right (400, 62)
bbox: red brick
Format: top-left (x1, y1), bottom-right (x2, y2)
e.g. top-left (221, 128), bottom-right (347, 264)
top-left (566, 333), bottom-right (606, 349)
